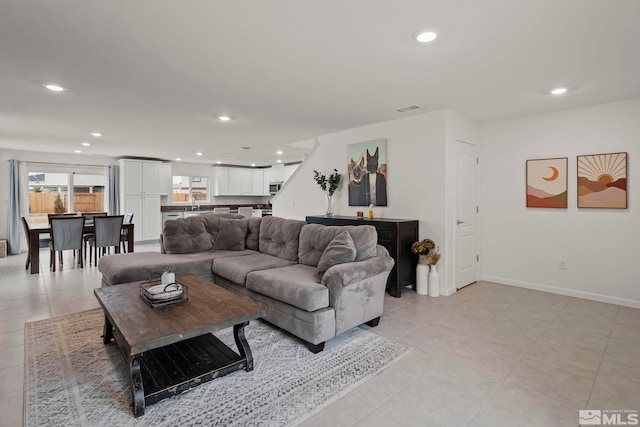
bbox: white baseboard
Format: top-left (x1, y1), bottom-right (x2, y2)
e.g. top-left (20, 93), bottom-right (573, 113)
top-left (480, 274), bottom-right (640, 309)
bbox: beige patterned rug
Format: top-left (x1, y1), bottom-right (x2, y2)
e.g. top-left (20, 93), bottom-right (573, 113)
top-left (25, 309), bottom-right (409, 426)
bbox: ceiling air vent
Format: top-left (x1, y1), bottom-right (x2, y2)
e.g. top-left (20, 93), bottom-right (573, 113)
top-left (393, 104), bottom-right (423, 113)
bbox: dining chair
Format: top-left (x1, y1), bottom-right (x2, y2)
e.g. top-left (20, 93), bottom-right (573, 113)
top-left (21, 216), bottom-right (52, 270)
top-left (89, 215), bottom-right (124, 266)
top-left (120, 212), bottom-right (134, 253)
top-left (237, 207), bottom-right (253, 218)
top-left (48, 213), bottom-right (79, 265)
top-left (49, 216), bottom-right (85, 272)
top-left (213, 207), bottom-right (230, 214)
top-left (81, 212), bottom-right (107, 259)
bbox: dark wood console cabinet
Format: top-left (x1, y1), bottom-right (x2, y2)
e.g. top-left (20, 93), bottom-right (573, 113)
top-left (306, 215), bottom-right (419, 298)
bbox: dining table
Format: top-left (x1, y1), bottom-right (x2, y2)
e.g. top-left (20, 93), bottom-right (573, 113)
top-left (29, 222), bottom-right (134, 274)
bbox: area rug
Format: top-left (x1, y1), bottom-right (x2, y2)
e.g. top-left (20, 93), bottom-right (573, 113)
top-left (25, 309), bottom-right (410, 426)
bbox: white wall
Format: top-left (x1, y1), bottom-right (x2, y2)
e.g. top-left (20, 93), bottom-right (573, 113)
top-left (480, 98), bottom-right (640, 308)
top-left (273, 110), bottom-right (457, 291)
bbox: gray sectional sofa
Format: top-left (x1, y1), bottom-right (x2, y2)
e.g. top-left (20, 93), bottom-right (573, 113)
top-left (98, 214), bottom-right (394, 352)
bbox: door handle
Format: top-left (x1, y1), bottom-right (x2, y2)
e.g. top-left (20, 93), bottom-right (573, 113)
top-left (456, 220), bottom-right (465, 225)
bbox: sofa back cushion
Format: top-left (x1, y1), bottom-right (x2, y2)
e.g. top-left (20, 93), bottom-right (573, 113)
top-left (245, 217), bottom-right (262, 251)
top-left (258, 216), bottom-right (306, 261)
top-left (298, 224), bottom-right (378, 267)
top-left (316, 231), bottom-right (357, 275)
top-left (163, 213), bottom-right (245, 254)
top-left (163, 215), bottom-right (214, 253)
top-left (213, 218), bottom-right (247, 251)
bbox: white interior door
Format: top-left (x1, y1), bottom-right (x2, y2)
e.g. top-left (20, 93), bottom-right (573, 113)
top-left (455, 140), bottom-right (478, 289)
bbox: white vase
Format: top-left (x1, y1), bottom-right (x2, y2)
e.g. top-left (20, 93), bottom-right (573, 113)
top-left (161, 272), bottom-right (175, 285)
top-left (428, 265), bottom-right (440, 297)
top-left (416, 263), bottom-right (429, 295)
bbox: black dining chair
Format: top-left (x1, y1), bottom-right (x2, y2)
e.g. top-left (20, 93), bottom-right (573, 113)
top-left (49, 216), bottom-right (86, 272)
top-left (21, 216), bottom-right (52, 270)
top-left (89, 215), bottom-right (124, 266)
top-left (120, 212), bottom-right (134, 253)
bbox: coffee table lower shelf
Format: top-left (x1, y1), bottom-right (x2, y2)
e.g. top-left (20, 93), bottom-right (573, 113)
top-left (106, 320), bottom-right (254, 417)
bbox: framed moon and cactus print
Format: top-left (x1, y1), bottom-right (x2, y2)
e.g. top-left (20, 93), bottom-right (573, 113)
top-left (577, 152), bottom-right (627, 209)
top-left (526, 157), bottom-right (568, 208)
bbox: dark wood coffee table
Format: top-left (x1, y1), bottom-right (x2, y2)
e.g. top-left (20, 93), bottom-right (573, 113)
top-left (94, 274), bottom-right (265, 417)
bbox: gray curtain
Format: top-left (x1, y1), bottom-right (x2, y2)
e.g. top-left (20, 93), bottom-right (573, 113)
top-left (7, 159), bottom-right (21, 254)
top-left (108, 165), bottom-right (120, 215)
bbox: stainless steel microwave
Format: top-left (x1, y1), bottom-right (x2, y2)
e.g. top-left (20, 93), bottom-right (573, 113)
top-left (269, 181), bottom-right (283, 195)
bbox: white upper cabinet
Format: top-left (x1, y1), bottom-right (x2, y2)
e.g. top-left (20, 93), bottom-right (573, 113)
top-left (214, 167), bottom-right (229, 196)
top-left (252, 169), bottom-right (265, 195)
top-left (119, 159), bottom-right (161, 195)
top-left (158, 163), bottom-right (172, 195)
top-left (228, 168), bottom-right (252, 195)
top-left (283, 164), bottom-right (299, 182)
top-left (271, 164), bottom-right (285, 182)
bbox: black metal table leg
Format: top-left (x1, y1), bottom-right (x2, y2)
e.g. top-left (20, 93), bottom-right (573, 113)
top-left (131, 355), bottom-right (145, 417)
top-left (233, 322), bottom-right (254, 371)
top-left (102, 316), bottom-right (113, 344)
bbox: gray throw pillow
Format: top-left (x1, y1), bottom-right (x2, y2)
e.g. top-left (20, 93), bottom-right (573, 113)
top-left (317, 231), bottom-right (357, 275)
top-left (213, 218), bottom-right (248, 251)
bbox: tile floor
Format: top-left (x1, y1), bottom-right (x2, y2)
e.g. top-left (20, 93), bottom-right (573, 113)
top-left (1, 246), bottom-right (639, 427)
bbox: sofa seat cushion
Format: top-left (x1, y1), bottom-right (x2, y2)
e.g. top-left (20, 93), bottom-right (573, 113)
top-left (212, 252), bottom-right (296, 285)
top-left (99, 250), bottom-right (257, 285)
top-left (246, 264), bottom-right (329, 312)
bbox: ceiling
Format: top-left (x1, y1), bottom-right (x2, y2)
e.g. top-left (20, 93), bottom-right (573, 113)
top-left (1, 0), bottom-right (639, 166)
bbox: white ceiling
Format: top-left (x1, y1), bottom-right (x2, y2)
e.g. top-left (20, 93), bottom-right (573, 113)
top-left (1, 0), bottom-right (639, 166)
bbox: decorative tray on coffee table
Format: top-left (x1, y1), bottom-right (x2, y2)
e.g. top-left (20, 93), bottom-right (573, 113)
top-left (139, 279), bottom-right (188, 308)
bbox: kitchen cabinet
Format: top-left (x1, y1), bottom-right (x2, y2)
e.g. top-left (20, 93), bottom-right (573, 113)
top-left (118, 159), bottom-right (162, 242)
top-left (214, 167), bottom-right (229, 196)
top-left (159, 163), bottom-right (172, 195)
top-left (284, 164), bottom-right (299, 182)
top-left (162, 211), bottom-right (184, 224)
top-left (271, 165), bottom-right (285, 182)
top-left (263, 168), bottom-right (272, 195)
top-left (252, 169), bottom-right (265, 195)
top-left (228, 168), bottom-right (252, 195)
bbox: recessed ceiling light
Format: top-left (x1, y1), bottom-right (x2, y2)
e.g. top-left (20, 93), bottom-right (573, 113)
top-left (81, 142), bottom-right (91, 147)
top-left (90, 132), bottom-right (102, 137)
top-left (216, 160), bottom-right (222, 164)
top-left (277, 159), bottom-right (282, 163)
top-left (44, 83), bottom-right (66, 92)
top-left (550, 87), bottom-right (568, 95)
top-left (276, 150), bottom-right (283, 155)
top-left (176, 157), bottom-right (182, 161)
top-left (75, 150), bottom-right (82, 153)
top-left (218, 115), bottom-right (231, 122)
top-left (196, 152), bottom-right (203, 156)
top-left (415, 29), bottom-right (438, 43)
top-left (251, 163), bottom-right (256, 167)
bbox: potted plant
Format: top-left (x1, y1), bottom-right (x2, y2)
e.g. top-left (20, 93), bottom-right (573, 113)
top-left (411, 238), bottom-right (435, 264)
top-left (411, 238), bottom-right (435, 296)
top-left (313, 169), bottom-right (341, 216)
top-left (161, 265), bottom-right (176, 285)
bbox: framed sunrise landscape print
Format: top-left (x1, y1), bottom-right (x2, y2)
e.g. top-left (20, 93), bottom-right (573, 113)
top-left (526, 157), bottom-right (568, 208)
top-left (577, 152), bottom-right (627, 209)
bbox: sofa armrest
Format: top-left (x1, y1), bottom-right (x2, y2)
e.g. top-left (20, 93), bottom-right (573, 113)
top-left (321, 247), bottom-right (394, 291)
top-left (321, 245), bottom-right (394, 334)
